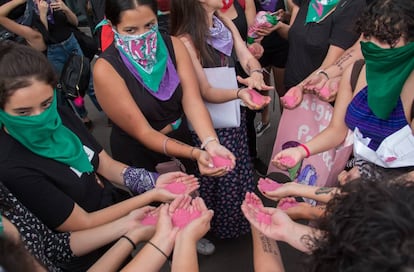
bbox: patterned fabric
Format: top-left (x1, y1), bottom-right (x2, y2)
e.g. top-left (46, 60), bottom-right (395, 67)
top-left (0, 183), bottom-right (74, 271)
top-left (345, 86), bottom-right (407, 150)
top-left (192, 108), bottom-right (254, 239)
top-left (123, 167), bottom-right (158, 195)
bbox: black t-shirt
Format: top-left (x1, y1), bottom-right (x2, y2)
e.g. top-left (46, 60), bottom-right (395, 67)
top-left (284, 0), bottom-right (365, 88)
top-left (0, 106), bottom-right (122, 229)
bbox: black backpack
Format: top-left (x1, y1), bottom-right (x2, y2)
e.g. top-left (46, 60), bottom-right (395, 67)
top-left (57, 53), bottom-right (90, 99)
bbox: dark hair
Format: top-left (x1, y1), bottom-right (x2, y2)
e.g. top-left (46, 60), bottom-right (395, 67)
top-left (0, 41), bottom-right (56, 109)
top-left (170, 0), bottom-right (214, 64)
top-left (356, 0), bottom-right (414, 46)
top-left (105, 0), bottom-right (158, 26)
top-left (0, 236), bottom-right (37, 271)
top-left (308, 179), bottom-right (414, 272)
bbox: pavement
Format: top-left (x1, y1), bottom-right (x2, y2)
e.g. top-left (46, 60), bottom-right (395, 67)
top-left (86, 87), bottom-right (306, 272)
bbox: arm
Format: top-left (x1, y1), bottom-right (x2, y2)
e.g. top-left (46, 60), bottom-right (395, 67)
top-left (268, 2), bottom-right (299, 40)
top-left (251, 227), bottom-right (285, 272)
top-left (50, 0), bottom-right (78, 26)
top-left (35, 0), bottom-right (49, 30)
top-left (244, 0), bottom-right (257, 27)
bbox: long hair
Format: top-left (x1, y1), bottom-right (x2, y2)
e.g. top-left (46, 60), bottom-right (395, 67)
top-left (355, 0), bottom-right (414, 46)
top-left (0, 41), bottom-right (56, 109)
top-left (105, 0), bottom-right (158, 26)
top-left (170, 0), bottom-right (214, 64)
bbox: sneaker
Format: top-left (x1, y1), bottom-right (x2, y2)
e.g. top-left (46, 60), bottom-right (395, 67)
top-left (253, 158), bottom-right (268, 177)
top-left (255, 121), bottom-right (270, 137)
top-left (196, 238), bottom-right (215, 255)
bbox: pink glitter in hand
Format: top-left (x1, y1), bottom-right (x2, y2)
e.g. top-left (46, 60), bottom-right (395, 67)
top-left (141, 214), bottom-right (158, 226)
top-left (256, 211), bottom-right (272, 225)
top-left (212, 156), bottom-right (233, 169)
top-left (278, 200), bottom-right (299, 210)
top-left (258, 177), bottom-right (283, 192)
top-left (282, 95), bottom-right (296, 107)
top-left (319, 86), bottom-right (330, 98)
top-left (279, 156), bottom-right (296, 168)
top-left (247, 89), bottom-right (265, 106)
top-left (165, 181), bottom-right (187, 194)
top-left (172, 208), bottom-right (201, 228)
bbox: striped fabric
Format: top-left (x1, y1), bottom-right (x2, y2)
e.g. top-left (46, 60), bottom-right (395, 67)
top-left (345, 86), bottom-right (408, 151)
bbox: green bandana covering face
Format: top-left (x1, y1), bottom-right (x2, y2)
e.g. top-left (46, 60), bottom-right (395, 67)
top-left (0, 92), bottom-right (94, 173)
top-left (305, 0), bottom-right (339, 24)
top-left (361, 41), bottom-right (414, 120)
top-left (114, 28), bottom-right (168, 92)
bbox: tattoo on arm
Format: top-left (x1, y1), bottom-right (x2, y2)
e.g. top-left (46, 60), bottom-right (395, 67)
top-left (259, 232), bottom-right (279, 256)
top-left (315, 187), bottom-right (335, 195)
top-left (334, 49), bottom-right (354, 71)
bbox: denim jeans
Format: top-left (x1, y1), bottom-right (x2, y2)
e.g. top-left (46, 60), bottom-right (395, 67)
top-left (47, 33), bottom-right (101, 117)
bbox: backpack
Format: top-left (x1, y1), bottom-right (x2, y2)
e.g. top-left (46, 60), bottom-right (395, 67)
top-left (58, 53), bottom-right (90, 99)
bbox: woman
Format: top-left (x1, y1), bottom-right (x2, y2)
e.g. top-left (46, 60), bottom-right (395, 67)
top-left (170, 0), bottom-right (272, 238)
top-left (0, 42), bottom-right (198, 270)
top-left (272, 0), bottom-right (414, 181)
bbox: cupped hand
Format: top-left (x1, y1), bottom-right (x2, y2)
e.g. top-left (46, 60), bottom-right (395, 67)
top-left (49, 0), bottom-right (68, 11)
top-left (156, 172), bottom-right (199, 195)
top-left (152, 203), bottom-right (179, 243)
top-left (280, 85), bottom-right (303, 109)
top-left (196, 149), bottom-right (228, 177)
top-left (277, 198), bottom-right (318, 220)
top-left (36, 0), bottom-right (49, 15)
top-left (238, 87), bottom-right (271, 110)
top-left (205, 141), bottom-right (236, 170)
top-left (247, 42), bottom-right (264, 59)
top-left (314, 77), bottom-right (340, 102)
top-left (255, 23), bottom-right (279, 37)
top-left (303, 72), bottom-right (328, 92)
top-left (237, 74), bottom-right (274, 91)
top-left (123, 206), bottom-right (157, 242)
top-left (271, 147), bottom-right (305, 170)
top-left (260, 181), bottom-right (298, 201)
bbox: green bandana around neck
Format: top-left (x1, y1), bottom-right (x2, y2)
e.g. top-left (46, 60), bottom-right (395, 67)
top-left (361, 41), bottom-right (414, 120)
top-left (305, 0), bottom-right (339, 24)
top-left (116, 31), bottom-right (168, 92)
top-left (0, 92), bottom-right (94, 173)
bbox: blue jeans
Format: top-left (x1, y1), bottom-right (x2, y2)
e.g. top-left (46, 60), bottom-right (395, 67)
top-left (47, 33), bottom-right (101, 117)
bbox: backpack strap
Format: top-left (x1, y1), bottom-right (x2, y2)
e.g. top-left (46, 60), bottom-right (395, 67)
top-left (411, 100), bottom-right (414, 122)
top-left (350, 59), bottom-right (365, 93)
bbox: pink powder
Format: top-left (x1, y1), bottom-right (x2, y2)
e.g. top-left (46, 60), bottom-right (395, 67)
top-left (319, 86), bottom-right (330, 98)
top-left (282, 95), bottom-right (296, 107)
top-left (247, 89), bottom-right (265, 106)
top-left (165, 181), bottom-right (187, 194)
top-left (258, 177), bottom-right (283, 192)
top-left (172, 208), bottom-right (202, 228)
top-left (141, 214), bottom-right (158, 226)
top-left (278, 200), bottom-right (299, 210)
top-left (212, 156), bottom-right (233, 168)
top-left (279, 156), bottom-right (296, 168)
top-left (385, 156), bottom-right (397, 163)
top-left (256, 211), bottom-right (272, 225)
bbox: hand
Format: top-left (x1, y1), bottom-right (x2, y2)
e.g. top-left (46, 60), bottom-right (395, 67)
top-left (156, 172), bottom-right (200, 195)
top-left (241, 201), bottom-right (294, 241)
top-left (260, 182), bottom-right (299, 202)
top-left (280, 85), bottom-right (303, 109)
top-left (151, 204), bottom-right (179, 247)
top-left (49, 0), bottom-right (68, 12)
top-left (271, 147), bottom-right (305, 170)
top-left (176, 197), bottom-right (213, 243)
top-left (205, 141), bottom-right (236, 171)
top-left (196, 149), bottom-right (229, 177)
top-left (237, 74), bottom-right (274, 91)
top-left (255, 23), bottom-right (279, 37)
top-left (36, 0), bottom-right (49, 17)
top-left (238, 87), bottom-right (271, 110)
top-left (302, 72), bottom-right (329, 92)
top-left (278, 198), bottom-right (324, 220)
top-left (314, 77), bottom-right (340, 102)
top-left (123, 206), bottom-right (157, 242)
top-left (247, 42), bottom-right (264, 59)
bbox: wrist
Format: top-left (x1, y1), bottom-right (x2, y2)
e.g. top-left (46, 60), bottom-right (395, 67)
top-left (316, 69), bottom-right (329, 80)
top-left (201, 136), bottom-right (219, 150)
top-left (191, 147), bottom-right (201, 161)
top-left (298, 144), bottom-right (310, 158)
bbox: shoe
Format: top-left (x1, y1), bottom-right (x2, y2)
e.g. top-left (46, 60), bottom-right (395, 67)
top-left (255, 121), bottom-right (270, 137)
top-left (253, 158), bottom-right (268, 177)
top-left (196, 238), bottom-right (215, 255)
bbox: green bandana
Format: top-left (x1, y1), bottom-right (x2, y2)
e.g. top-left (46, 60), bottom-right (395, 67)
top-left (361, 41), bottom-right (414, 120)
top-left (0, 92), bottom-right (93, 173)
top-left (305, 0), bottom-right (339, 24)
top-left (115, 30), bottom-right (168, 92)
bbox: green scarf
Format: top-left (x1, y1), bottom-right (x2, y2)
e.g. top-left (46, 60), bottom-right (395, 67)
top-left (361, 41), bottom-right (414, 120)
top-left (305, 0), bottom-right (339, 24)
top-left (0, 93), bottom-right (93, 173)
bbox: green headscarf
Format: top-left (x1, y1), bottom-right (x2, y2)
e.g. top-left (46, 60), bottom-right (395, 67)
top-left (305, 0), bottom-right (339, 24)
top-left (361, 41), bottom-right (414, 120)
top-left (0, 92), bottom-right (93, 173)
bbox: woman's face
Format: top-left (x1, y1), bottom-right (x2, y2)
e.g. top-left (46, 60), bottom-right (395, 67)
top-left (115, 5), bottom-right (157, 35)
top-left (3, 80), bottom-right (54, 116)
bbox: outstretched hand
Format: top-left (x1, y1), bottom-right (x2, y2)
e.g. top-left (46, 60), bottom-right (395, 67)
top-left (237, 74), bottom-right (274, 91)
top-left (156, 172), bottom-right (199, 195)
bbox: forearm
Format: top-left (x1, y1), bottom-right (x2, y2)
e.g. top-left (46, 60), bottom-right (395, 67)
top-left (62, 5), bottom-right (78, 26)
top-left (252, 227), bottom-right (285, 272)
top-left (183, 100), bottom-right (219, 143)
top-left (323, 42), bottom-right (363, 79)
top-left (0, 0), bottom-right (23, 16)
top-left (290, 184), bottom-right (338, 203)
top-left (172, 237), bottom-right (198, 272)
top-left (304, 126), bottom-right (349, 158)
top-left (274, 22), bottom-right (290, 40)
top-left (281, 222), bottom-right (316, 253)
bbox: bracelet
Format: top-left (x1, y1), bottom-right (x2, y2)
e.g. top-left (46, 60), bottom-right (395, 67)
top-left (163, 137), bottom-right (170, 156)
top-left (147, 240), bottom-right (171, 266)
top-left (316, 69), bottom-right (329, 80)
top-left (299, 143), bottom-right (311, 158)
top-left (236, 87), bottom-right (244, 99)
top-left (250, 68), bottom-right (264, 75)
top-left (190, 146), bottom-right (197, 160)
top-left (201, 136), bottom-right (219, 150)
top-left (120, 235), bottom-right (136, 250)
